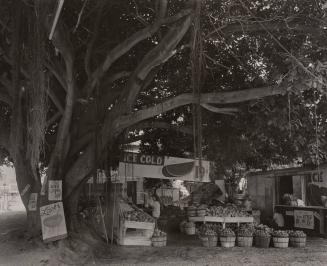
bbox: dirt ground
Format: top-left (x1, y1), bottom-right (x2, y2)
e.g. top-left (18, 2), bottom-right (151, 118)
top-left (1, 210), bottom-right (327, 266)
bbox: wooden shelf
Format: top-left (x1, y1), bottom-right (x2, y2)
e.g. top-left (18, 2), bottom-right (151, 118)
top-left (123, 220), bottom-right (155, 230)
top-left (189, 216), bottom-right (253, 223)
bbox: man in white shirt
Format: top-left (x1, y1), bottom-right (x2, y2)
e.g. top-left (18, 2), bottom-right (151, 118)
top-left (147, 195), bottom-right (161, 227)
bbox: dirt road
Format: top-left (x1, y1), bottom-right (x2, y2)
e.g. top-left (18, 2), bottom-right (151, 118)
top-left (0, 211), bottom-right (327, 266)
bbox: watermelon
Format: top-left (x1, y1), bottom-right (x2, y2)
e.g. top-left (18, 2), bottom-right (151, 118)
top-left (43, 214), bottom-right (63, 228)
top-left (162, 162), bottom-right (194, 177)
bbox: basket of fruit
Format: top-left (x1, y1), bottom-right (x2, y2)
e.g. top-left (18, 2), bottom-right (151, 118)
top-left (219, 228), bottom-right (236, 248)
top-left (187, 206), bottom-right (197, 217)
top-left (197, 225), bottom-right (218, 247)
top-left (272, 230), bottom-right (289, 248)
top-left (184, 221), bottom-right (196, 235)
top-left (254, 225), bottom-right (271, 248)
top-left (289, 230), bottom-right (306, 247)
top-left (152, 229), bottom-right (167, 247)
top-left (196, 205), bottom-right (207, 217)
top-left (237, 227), bottom-right (253, 247)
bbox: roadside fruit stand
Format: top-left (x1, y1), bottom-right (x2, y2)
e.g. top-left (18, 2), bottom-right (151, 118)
top-left (188, 205), bottom-right (254, 229)
top-left (117, 201), bottom-right (155, 246)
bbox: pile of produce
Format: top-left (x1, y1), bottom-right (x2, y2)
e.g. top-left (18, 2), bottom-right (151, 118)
top-left (122, 209), bottom-right (154, 223)
top-left (272, 230), bottom-right (289, 238)
top-left (197, 224), bottom-right (218, 236)
top-left (289, 230), bottom-right (306, 238)
top-left (153, 228), bottom-right (167, 237)
top-left (237, 227), bottom-right (253, 237)
top-left (206, 204), bottom-right (250, 217)
top-left (219, 228), bottom-right (235, 237)
top-left (254, 224), bottom-right (273, 237)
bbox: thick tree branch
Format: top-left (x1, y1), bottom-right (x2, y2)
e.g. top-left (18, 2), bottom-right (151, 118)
top-left (122, 15), bottom-right (192, 112)
top-left (47, 88), bottom-right (64, 113)
top-left (84, 0), bottom-right (106, 78)
top-left (44, 60), bottom-right (67, 92)
top-left (209, 20), bottom-right (327, 38)
top-left (114, 84), bottom-right (290, 131)
top-left (86, 4), bottom-right (193, 96)
top-left (201, 103), bottom-right (238, 115)
top-left (129, 121), bottom-right (193, 135)
top-left (45, 20), bottom-right (75, 183)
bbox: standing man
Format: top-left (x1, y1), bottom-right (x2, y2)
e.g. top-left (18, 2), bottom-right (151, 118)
top-left (147, 194), bottom-right (161, 228)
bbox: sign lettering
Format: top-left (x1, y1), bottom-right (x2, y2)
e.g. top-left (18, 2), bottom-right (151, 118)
top-left (48, 180), bottom-right (62, 201)
top-left (294, 210), bottom-right (314, 229)
top-left (40, 202), bottom-right (67, 242)
top-left (28, 193), bottom-right (38, 211)
top-left (122, 152), bottom-right (164, 166)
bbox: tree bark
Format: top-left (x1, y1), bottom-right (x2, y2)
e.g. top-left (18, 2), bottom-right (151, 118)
top-left (14, 152), bottom-right (41, 236)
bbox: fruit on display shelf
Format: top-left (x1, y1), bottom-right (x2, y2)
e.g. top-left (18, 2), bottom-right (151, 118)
top-left (153, 228), bottom-right (167, 237)
top-left (219, 228), bottom-right (235, 237)
top-left (122, 209), bottom-right (154, 223)
top-left (272, 230), bottom-right (289, 238)
top-left (197, 224), bottom-right (218, 236)
top-left (237, 227), bottom-right (253, 237)
top-left (206, 204), bottom-right (251, 217)
top-left (289, 230), bottom-right (306, 238)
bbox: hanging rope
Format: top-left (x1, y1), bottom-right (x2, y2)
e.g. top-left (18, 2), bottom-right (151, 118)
top-left (288, 93), bottom-right (292, 138)
top-left (314, 91), bottom-right (320, 175)
top-left (191, 1), bottom-right (204, 179)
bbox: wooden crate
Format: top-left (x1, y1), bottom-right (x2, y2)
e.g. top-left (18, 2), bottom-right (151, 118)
top-left (117, 219), bottom-right (155, 246)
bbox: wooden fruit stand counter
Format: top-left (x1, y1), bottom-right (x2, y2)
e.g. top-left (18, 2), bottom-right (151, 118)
top-left (189, 216), bottom-right (254, 229)
top-left (274, 205), bottom-right (327, 237)
top-left (109, 200), bottom-right (155, 246)
top-left (118, 219), bottom-right (155, 246)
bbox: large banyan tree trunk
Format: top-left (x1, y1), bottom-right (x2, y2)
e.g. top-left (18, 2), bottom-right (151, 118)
top-left (14, 152), bottom-right (41, 236)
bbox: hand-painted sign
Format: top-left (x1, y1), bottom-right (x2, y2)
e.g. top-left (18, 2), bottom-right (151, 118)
top-left (48, 180), bottom-right (62, 201)
top-left (294, 210), bottom-right (314, 229)
top-left (122, 153), bottom-right (164, 166)
top-left (118, 153), bottom-right (211, 182)
top-left (40, 202), bottom-right (67, 242)
top-left (28, 193), bottom-right (38, 211)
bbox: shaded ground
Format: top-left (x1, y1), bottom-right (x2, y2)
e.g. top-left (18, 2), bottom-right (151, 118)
top-left (95, 234), bottom-right (327, 266)
top-left (0, 210), bottom-right (327, 266)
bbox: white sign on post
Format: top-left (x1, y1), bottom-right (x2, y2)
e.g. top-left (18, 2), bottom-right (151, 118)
top-left (294, 210), bottom-right (314, 229)
top-left (48, 180), bottom-right (62, 201)
top-left (28, 193), bottom-right (38, 211)
top-left (40, 202), bottom-right (67, 242)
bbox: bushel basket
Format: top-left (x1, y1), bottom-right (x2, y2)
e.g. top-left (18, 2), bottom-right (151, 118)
top-left (289, 236), bottom-right (306, 248)
top-left (254, 236), bottom-right (271, 248)
top-left (220, 236), bottom-right (236, 248)
top-left (152, 235), bottom-right (167, 247)
top-left (184, 223), bottom-right (196, 235)
top-left (273, 237), bottom-right (289, 248)
top-left (200, 235), bottom-right (217, 247)
top-left (237, 236), bottom-right (253, 247)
